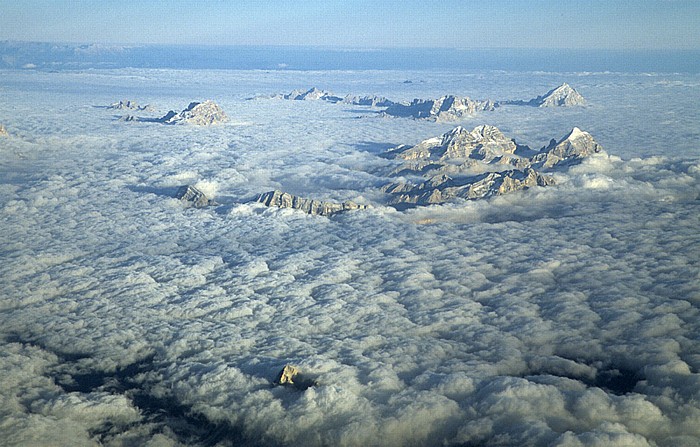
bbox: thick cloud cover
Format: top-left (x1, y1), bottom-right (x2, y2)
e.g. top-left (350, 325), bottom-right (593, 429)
top-left (0, 68), bottom-right (699, 446)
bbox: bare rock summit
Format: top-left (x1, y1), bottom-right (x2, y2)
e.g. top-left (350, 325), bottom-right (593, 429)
top-left (384, 168), bottom-right (555, 206)
top-left (382, 125), bottom-right (604, 207)
top-left (276, 87), bottom-right (344, 103)
top-left (388, 125), bottom-right (518, 162)
top-left (530, 83), bottom-right (586, 107)
top-left (532, 127), bottom-right (603, 168)
top-left (108, 100), bottom-right (153, 111)
top-left (257, 190), bottom-right (369, 217)
top-left (274, 365), bottom-right (316, 390)
top-left (383, 95), bottom-right (496, 120)
top-left (175, 185), bottom-right (217, 208)
top-left (160, 100), bottom-right (228, 125)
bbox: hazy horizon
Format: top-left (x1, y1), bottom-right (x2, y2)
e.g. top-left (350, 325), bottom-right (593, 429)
top-left (2, 1), bottom-right (699, 50)
top-left (3, 41), bottom-right (700, 73)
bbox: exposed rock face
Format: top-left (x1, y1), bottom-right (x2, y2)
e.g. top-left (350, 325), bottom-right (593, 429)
top-left (108, 100), bottom-right (152, 111)
top-left (257, 190), bottom-right (368, 216)
top-left (278, 87), bottom-right (344, 103)
top-left (175, 185), bottom-right (216, 208)
top-left (274, 365), bottom-right (316, 390)
top-left (383, 95), bottom-right (496, 120)
top-left (528, 83), bottom-right (586, 107)
top-left (389, 125), bottom-right (518, 161)
top-left (532, 127), bottom-right (603, 168)
top-left (0, 124), bottom-right (8, 137)
top-left (160, 100), bottom-right (228, 125)
top-left (382, 125), bottom-right (603, 206)
top-left (263, 84), bottom-right (583, 118)
top-left (384, 168), bottom-right (555, 205)
top-left (343, 95), bottom-right (395, 107)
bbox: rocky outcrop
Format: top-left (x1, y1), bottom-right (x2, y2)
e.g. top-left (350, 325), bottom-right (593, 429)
top-left (159, 100), bottom-right (228, 125)
top-left (507, 83), bottom-right (586, 108)
top-left (388, 125), bottom-right (518, 161)
top-left (274, 365), bottom-right (316, 390)
top-left (387, 125), bottom-right (602, 173)
top-left (385, 125), bottom-right (531, 177)
top-left (0, 124), bottom-right (8, 137)
top-left (534, 83), bottom-right (585, 107)
top-left (383, 96), bottom-right (497, 120)
top-left (384, 168), bottom-right (555, 206)
top-left (262, 84), bottom-right (583, 119)
top-left (531, 127), bottom-right (603, 168)
top-left (276, 87), bottom-right (344, 103)
top-left (257, 190), bottom-right (368, 216)
top-left (343, 95), bottom-right (395, 107)
top-left (175, 185), bottom-right (217, 208)
top-left (382, 125), bottom-right (603, 206)
top-left (108, 100), bottom-right (152, 111)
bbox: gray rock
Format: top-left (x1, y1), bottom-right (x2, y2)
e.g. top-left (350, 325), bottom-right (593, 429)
top-left (160, 100), bottom-right (228, 125)
top-left (532, 127), bottom-right (604, 168)
top-left (529, 83), bottom-right (586, 107)
top-left (256, 190), bottom-right (369, 217)
top-left (108, 100), bottom-right (153, 111)
top-left (342, 94), bottom-right (395, 107)
top-left (175, 185), bottom-right (217, 208)
top-left (278, 87), bottom-right (344, 103)
top-left (386, 125), bottom-right (603, 178)
top-left (274, 365), bottom-right (316, 390)
top-left (383, 95), bottom-right (496, 120)
top-left (381, 125), bottom-right (603, 207)
top-left (385, 168), bottom-right (555, 206)
top-left (388, 125), bottom-right (519, 162)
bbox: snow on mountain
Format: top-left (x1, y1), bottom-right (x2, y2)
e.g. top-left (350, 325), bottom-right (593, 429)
top-left (159, 100), bottom-right (228, 125)
top-left (528, 82), bottom-right (586, 107)
top-left (257, 190), bottom-right (369, 216)
top-left (382, 125), bottom-right (605, 206)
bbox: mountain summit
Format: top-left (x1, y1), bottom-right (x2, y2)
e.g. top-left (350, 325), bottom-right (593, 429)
top-left (530, 83), bottom-right (586, 107)
top-left (160, 100), bottom-right (228, 125)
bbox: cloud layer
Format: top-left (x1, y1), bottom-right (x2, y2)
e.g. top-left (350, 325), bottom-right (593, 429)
top-left (0, 68), bottom-right (699, 446)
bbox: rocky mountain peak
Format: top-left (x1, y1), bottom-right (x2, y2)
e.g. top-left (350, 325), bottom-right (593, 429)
top-left (161, 100), bottom-right (228, 125)
top-left (534, 83), bottom-right (586, 107)
top-left (532, 127), bottom-right (604, 168)
top-left (108, 100), bottom-right (152, 111)
top-left (256, 190), bottom-right (369, 217)
top-left (175, 185), bottom-right (217, 208)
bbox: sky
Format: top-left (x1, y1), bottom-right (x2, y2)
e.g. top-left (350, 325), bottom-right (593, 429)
top-left (1, 0), bottom-right (699, 49)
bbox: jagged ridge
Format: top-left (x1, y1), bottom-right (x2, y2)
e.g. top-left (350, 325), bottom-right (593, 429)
top-left (256, 190), bottom-right (369, 216)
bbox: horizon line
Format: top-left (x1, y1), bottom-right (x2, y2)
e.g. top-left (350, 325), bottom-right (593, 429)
top-left (2, 39), bottom-right (700, 53)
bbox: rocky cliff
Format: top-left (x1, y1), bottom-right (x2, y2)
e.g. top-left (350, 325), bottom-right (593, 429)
top-left (525, 83), bottom-right (586, 107)
top-left (256, 190), bottom-right (369, 216)
top-left (175, 185), bottom-right (217, 208)
top-left (384, 168), bottom-right (555, 205)
top-left (108, 100), bottom-right (153, 111)
top-left (159, 101), bottom-right (228, 125)
top-left (382, 125), bottom-right (604, 206)
top-left (383, 96), bottom-right (497, 120)
top-left (531, 127), bottom-right (603, 168)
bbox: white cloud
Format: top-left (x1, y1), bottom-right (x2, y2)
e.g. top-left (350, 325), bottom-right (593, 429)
top-left (0, 67), bottom-right (698, 446)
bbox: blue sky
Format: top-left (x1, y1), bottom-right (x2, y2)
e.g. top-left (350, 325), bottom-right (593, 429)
top-left (1, 0), bottom-right (699, 49)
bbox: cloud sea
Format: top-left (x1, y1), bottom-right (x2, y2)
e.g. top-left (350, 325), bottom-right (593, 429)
top-left (1, 66), bottom-right (699, 446)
